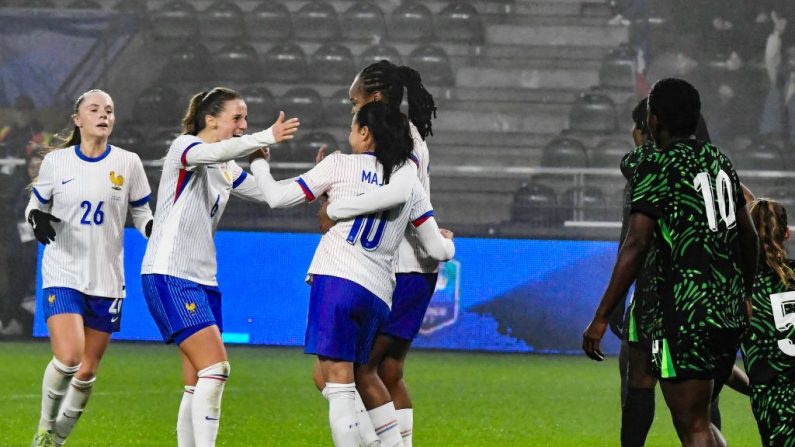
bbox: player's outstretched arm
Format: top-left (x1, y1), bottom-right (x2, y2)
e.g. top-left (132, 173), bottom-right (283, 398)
top-left (735, 204), bottom-right (759, 320)
top-left (248, 149), bottom-right (310, 208)
top-left (583, 211), bottom-right (655, 361)
top-left (324, 162), bottom-right (416, 221)
top-left (414, 216), bottom-right (455, 261)
top-left (183, 111), bottom-right (299, 167)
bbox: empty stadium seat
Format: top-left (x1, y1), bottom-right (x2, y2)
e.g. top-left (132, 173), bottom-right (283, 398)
top-left (291, 132), bottom-right (338, 162)
top-left (68, 0), bottom-right (101, 9)
top-left (541, 137), bottom-right (588, 167)
top-left (143, 128), bottom-right (179, 160)
top-left (133, 85), bottom-right (181, 126)
top-left (263, 44), bottom-right (308, 82)
top-left (162, 43), bottom-right (213, 83)
top-left (768, 189), bottom-right (795, 210)
top-left (562, 187), bottom-right (610, 221)
top-left (213, 43), bottom-right (261, 83)
top-left (510, 182), bottom-right (560, 227)
top-left (240, 86), bottom-right (278, 126)
top-left (359, 44), bottom-right (402, 66)
top-left (599, 47), bottom-right (635, 89)
top-left (151, 0), bottom-right (199, 40)
top-left (568, 93), bottom-right (617, 133)
top-left (293, 2), bottom-right (339, 41)
top-left (736, 142), bottom-right (784, 171)
top-left (199, 1), bottom-right (244, 40)
top-left (407, 45), bottom-right (453, 86)
top-left (435, 2), bottom-right (484, 43)
top-left (26, 0), bottom-right (55, 8)
top-left (341, 1), bottom-right (386, 41)
top-left (280, 88), bottom-right (324, 128)
top-left (244, 2), bottom-right (292, 41)
top-left (388, 2), bottom-right (433, 42)
top-left (325, 88), bottom-right (354, 126)
top-left (589, 138), bottom-right (632, 169)
top-left (310, 44), bottom-right (356, 83)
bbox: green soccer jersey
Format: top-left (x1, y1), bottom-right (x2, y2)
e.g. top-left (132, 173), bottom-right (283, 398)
top-left (631, 140), bottom-right (747, 337)
top-left (741, 260), bottom-right (795, 386)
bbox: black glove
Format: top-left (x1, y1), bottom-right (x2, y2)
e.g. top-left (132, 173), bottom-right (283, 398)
top-left (145, 219), bottom-right (153, 238)
top-left (27, 209), bottom-right (61, 245)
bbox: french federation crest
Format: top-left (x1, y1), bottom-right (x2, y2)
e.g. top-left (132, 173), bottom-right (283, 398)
top-left (420, 259), bottom-right (461, 335)
top-left (109, 171), bottom-right (124, 190)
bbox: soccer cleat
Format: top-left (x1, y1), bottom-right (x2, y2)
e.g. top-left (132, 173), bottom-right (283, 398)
top-left (30, 428), bottom-right (55, 447)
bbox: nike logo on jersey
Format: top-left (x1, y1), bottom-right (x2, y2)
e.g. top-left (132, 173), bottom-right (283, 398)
top-left (62, 179), bottom-right (75, 185)
top-left (110, 316), bottom-right (120, 323)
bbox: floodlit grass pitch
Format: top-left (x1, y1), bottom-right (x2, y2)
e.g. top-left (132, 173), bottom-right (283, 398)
top-left (2, 341), bottom-right (759, 446)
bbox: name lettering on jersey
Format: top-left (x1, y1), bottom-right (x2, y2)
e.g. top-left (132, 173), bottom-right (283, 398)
top-left (185, 302), bottom-right (197, 314)
top-left (361, 170), bottom-right (383, 186)
top-left (109, 171), bottom-right (124, 190)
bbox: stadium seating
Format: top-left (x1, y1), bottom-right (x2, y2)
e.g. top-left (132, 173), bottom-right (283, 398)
top-left (588, 138), bottom-right (631, 169)
top-left (310, 44), bottom-right (356, 84)
top-left (262, 43), bottom-right (308, 82)
top-left (598, 47), bottom-right (635, 89)
top-left (280, 87), bottom-right (324, 128)
top-left (199, 1), bottom-right (244, 40)
top-left (293, 2), bottom-right (339, 41)
top-left (162, 43), bottom-right (214, 83)
top-left (388, 2), bottom-right (434, 42)
top-left (151, 0), bottom-right (199, 40)
top-left (23, 0), bottom-right (54, 8)
top-left (68, 0), bottom-right (101, 9)
top-left (435, 2), bottom-right (484, 43)
top-left (325, 88), bottom-right (354, 127)
top-left (567, 93), bottom-right (618, 133)
top-left (142, 128), bottom-right (179, 160)
top-left (562, 186), bottom-right (610, 221)
top-left (736, 142), bottom-right (784, 172)
top-left (341, 1), bottom-right (387, 41)
top-left (541, 137), bottom-right (588, 167)
top-left (111, 127), bottom-right (144, 151)
top-left (213, 43), bottom-right (261, 83)
top-left (359, 44), bottom-right (402, 66)
top-left (133, 85), bottom-right (181, 126)
top-left (510, 182), bottom-right (560, 227)
top-left (240, 86), bottom-right (278, 127)
top-left (244, 2), bottom-right (292, 41)
top-left (290, 131), bottom-right (338, 163)
top-left (407, 45), bottom-right (454, 86)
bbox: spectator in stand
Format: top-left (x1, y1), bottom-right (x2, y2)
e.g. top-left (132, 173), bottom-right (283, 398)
top-left (759, 11), bottom-right (795, 141)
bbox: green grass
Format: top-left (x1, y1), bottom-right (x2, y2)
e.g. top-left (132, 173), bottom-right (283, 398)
top-left (2, 341), bottom-right (760, 446)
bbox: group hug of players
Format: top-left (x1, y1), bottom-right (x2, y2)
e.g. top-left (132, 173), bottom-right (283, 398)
top-left (25, 60), bottom-right (454, 447)
top-left (583, 79), bottom-right (795, 447)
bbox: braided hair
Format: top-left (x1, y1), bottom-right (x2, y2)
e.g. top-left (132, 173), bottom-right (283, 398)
top-left (749, 199), bottom-right (794, 287)
top-left (357, 60), bottom-right (436, 141)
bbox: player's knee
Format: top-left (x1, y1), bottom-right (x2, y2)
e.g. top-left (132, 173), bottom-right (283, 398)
top-left (313, 365), bottom-right (326, 392)
top-left (198, 361), bottom-right (231, 381)
top-left (378, 358), bottom-right (404, 384)
top-left (626, 370), bottom-right (656, 389)
top-left (55, 353), bottom-right (82, 369)
top-left (74, 366), bottom-right (97, 382)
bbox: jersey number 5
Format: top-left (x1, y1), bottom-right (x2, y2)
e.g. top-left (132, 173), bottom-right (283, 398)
top-left (346, 212), bottom-right (388, 250)
top-left (693, 171), bottom-right (736, 231)
top-left (80, 201), bottom-right (105, 226)
top-left (770, 291), bottom-right (795, 356)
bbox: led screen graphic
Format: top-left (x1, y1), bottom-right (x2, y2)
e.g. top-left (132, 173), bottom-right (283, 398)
top-left (35, 230), bottom-right (623, 355)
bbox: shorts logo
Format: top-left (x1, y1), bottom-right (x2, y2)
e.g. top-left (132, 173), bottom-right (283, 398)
top-left (48, 294), bottom-right (56, 306)
top-left (185, 302), bottom-right (197, 314)
top-left (109, 171), bottom-right (124, 191)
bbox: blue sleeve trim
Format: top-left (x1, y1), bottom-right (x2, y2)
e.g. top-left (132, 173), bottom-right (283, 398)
top-left (412, 210), bottom-right (434, 227)
top-left (232, 171), bottom-right (247, 189)
top-left (181, 141), bottom-right (202, 167)
top-left (129, 194), bottom-right (152, 207)
top-left (32, 187), bottom-right (50, 204)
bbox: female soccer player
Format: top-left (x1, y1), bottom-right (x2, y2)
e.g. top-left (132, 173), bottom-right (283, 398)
top-left (249, 101), bottom-right (455, 447)
top-left (316, 59), bottom-right (438, 447)
top-left (140, 87), bottom-right (299, 447)
top-left (742, 199), bottom-right (795, 446)
top-left (26, 89), bottom-right (154, 446)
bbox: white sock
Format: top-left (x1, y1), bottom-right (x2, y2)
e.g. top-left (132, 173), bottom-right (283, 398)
top-left (177, 386), bottom-right (195, 447)
top-left (39, 358), bottom-right (79, 431)
top-left (53, 376), bottom-right (95, 443)
top-left (368, 402), bottom-right (403, 447)
top-left (322, 383), bottom-right (360, 447)
top-left (397, 409), bottom-right (413, 447)
top-left (192, 362), bottom-right (230, 447)
top-left (355, 391), bottom-right (380, 447)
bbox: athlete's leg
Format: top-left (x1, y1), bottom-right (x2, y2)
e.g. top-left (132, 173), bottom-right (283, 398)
top-left (179, 326), bottom-right (229, 447)
top-left (618, 339), bottom-right (629, 407)
top-left (53, 327), bottom-right (109, 444)
top-left (178, 350), bottom-right (197, 447)
top-left (622, 341), bottom-right (657, 447)
top-left (377, 335), bottom-right (415, 445)
top-left (37, 314), bottom-right (84, 436)
top-left (319, 357), bottom-right (359, 447)
top-left (355, 339), bottom-right (403, 447)
top-left (660, 379), bottom-right (724, 447)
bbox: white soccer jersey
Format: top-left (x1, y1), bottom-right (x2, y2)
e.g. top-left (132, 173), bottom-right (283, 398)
top-left (141, 134), bottom-right (256, 286)
top-left (25, 145), bottom-right (152, 298)
top-left (298, 152), bottom-right (434, 305)
top-left (397, 123), bottom-right (438, 274)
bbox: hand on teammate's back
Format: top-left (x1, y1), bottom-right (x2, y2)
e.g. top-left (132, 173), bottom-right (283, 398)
top-left (271, 111), bottom-right (300, 143)
top-left (582, 316), bottom-right (608, 361)
top-left (439, 228), bottom-right (454, 240)
top-left (317, 199), bottom-right (336, 234)
top-left (27, 209), bottom-right (61, 245)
